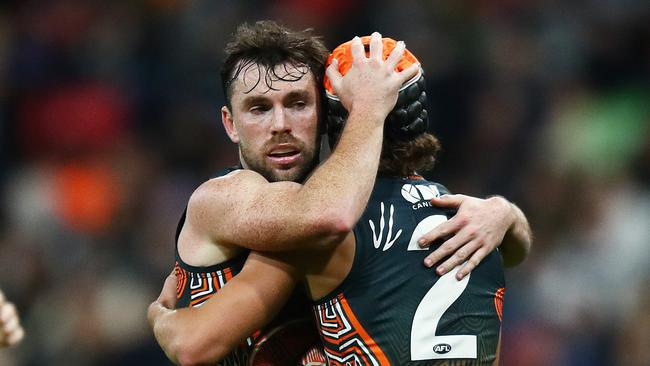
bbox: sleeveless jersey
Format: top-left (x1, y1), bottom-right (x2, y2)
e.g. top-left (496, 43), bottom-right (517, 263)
top-left (174, 167), bottom-right (256, 366)
top-left (174, 166), bottom-right (316, 366)
top-left (312, 176), bottom-right (505, 366)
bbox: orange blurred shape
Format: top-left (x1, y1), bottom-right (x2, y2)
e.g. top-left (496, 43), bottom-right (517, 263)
top-left (54, 162), bottom-right (121, 234)
top-left (323, 36), bottom-right (420, 95)
top-left (494, 287), bottom-right (505, 322)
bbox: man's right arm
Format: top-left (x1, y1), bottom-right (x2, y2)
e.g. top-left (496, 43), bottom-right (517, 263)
top-left (190, 34), bottom-right (420, 251)
top-left (148, 252), bottom-right (300, 365)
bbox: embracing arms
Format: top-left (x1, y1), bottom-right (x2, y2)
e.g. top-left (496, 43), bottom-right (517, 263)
top-left (150, 194), bottom-right (531, 364)
top-left (148, 252), bottom-right (299, 366)
top-left (190, 34), bottom-right (420, 252)
top-left (493, 197), bottom-right (532, 267)
top-left (419, 194), bottom-right (533, 279)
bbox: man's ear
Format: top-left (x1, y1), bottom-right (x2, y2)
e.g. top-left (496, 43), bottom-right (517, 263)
top-left (221, 106), bottom-right (239, 143)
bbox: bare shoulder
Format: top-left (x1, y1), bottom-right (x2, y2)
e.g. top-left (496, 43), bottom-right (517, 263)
top-left (206, 168), bottom-right (265, 186)
top-left (189, 169), bottom-right (265, 206)
top-left (195, 169), bottom-right (303, 199)
top-left (186, 169), bottom-right (302, 226)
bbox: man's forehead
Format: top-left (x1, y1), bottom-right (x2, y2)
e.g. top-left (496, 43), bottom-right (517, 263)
top-left (230, 62), bottom-right (316, 97)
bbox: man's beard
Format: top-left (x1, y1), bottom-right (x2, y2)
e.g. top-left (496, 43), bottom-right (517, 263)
top-left (239, 136), bottom-right (320, 183)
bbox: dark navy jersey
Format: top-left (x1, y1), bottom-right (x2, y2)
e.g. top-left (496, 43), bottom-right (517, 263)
top-left (174, 167), bottom-right (255, 366)
top-left (173, 166), bottom-right (314, 366)
top-left (174, 167), bottom-right (247, 308)
top-left (174, 254), bottom-right (252, 366)
top-left (312, 176), bottom-right (505, 366)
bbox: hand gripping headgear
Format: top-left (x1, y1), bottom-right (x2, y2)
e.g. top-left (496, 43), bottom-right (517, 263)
top-left (323, 36), bottom-right (428, 147)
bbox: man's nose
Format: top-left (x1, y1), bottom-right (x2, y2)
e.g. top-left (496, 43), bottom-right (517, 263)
top-left (270, 107), bottom-right (291, 134)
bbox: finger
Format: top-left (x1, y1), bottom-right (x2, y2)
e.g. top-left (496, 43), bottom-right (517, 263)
top-left (422, 227), bottom-right (472, 267)
top-left (7, 326), bottom-right (24, 346)
top-left (456, 247), bottom-right (489, 280)
top-left (159, 270), bottom-right (180, 309)
top-left (0, 303), bottom-right (15, 323)
top-left (350, 36), bottom-right (366, 62)
top-left (434, 238), bottom-right (480, 275)
top-left (0, 290), bottom-right (5, 305)
top-left (2, 314), bottom-right (18, 333)
top-left (430, 194), bottom-right (466, 208)
top-left (396, 61), bottom-right (421, 84)
top-left (418, 217), bottom-right (463, 248)
top-left (163, 272), bottom-right (178, 289)
top-left (385, 40), bottom-right (405, 71)
top-left (325, 59), bottom-right (342, 93)
top-left (368, 32), bottom-right (383, 61)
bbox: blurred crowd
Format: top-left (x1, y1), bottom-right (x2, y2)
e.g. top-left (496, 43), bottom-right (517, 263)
top-left (0, 1), bottom-right (648, 365)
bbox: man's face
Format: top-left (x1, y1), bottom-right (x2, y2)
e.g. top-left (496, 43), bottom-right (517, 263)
top-left (223, 63), bottom-right (321, 182)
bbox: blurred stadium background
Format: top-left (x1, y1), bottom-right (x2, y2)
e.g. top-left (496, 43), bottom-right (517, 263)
top-left (0, 1), bottom-right (649, 365)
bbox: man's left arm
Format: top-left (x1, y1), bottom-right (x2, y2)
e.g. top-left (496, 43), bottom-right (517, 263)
top-left (148, 252), bottom-right (300, 366)
top-left (417, 194), bottom-right (532, 280)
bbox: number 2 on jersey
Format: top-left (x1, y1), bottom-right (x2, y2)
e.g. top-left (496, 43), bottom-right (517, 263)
top-left (409, 215), bottom-right (477, 360)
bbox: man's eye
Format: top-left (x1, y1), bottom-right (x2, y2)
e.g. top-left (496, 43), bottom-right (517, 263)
top-left (292, 101), bottom-right (306, 109)
top-left (250, 105), bottom-right (269, 113)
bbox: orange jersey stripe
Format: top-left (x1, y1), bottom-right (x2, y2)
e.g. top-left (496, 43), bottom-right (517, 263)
top-left (175, 264), bottom-right (188, 299)
top-left (494, 287), bottom-right (505, 322)
top-left (316, 306), bottom-right (353, 342)
top-left (338, 295), bottom-right (391, 365)
top-left (188, 272), bottom-right (223, 307)
top-left (190, 273), bottom-right (210, 295)
top-left (316, 294), bottom-right (391, 365)
top-left (224, 267), bottom-right (233, 281)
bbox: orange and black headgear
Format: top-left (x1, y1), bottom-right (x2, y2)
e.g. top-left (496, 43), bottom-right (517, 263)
top-left (323, 36), bottom-right (428, 147)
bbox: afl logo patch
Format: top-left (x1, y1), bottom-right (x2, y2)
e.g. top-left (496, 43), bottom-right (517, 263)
top-left (433, 343), bottom-right (452, 354)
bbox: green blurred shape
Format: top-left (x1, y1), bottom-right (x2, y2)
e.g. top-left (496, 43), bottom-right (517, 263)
top-left (552, 87), bottom-right (650, 178)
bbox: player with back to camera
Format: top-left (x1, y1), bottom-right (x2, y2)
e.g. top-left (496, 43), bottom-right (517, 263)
top-left (148, 22), bottom-right (532, 366)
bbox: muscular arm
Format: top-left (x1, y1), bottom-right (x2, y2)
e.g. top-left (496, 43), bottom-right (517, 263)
top-left (496, 198), bottom-right (532, 267)
top-left (191, 35), bottom-right (420, 251)
top-left (189, 95), bottom-right (384, 252)
top-left (148, 252), bottom-right (300, 366)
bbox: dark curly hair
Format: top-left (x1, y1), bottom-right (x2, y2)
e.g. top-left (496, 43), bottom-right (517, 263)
top-left (378, 133), bottom-right (441, 177)
top-left (220, 20), bottom-right (329, 110)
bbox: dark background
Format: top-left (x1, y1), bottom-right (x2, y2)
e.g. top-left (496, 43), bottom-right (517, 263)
top-left (0, 1), bottom-right (649, 365)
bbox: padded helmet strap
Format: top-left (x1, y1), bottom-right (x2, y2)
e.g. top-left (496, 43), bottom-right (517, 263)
top-left (326, 72), bottom-right (428, 147)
